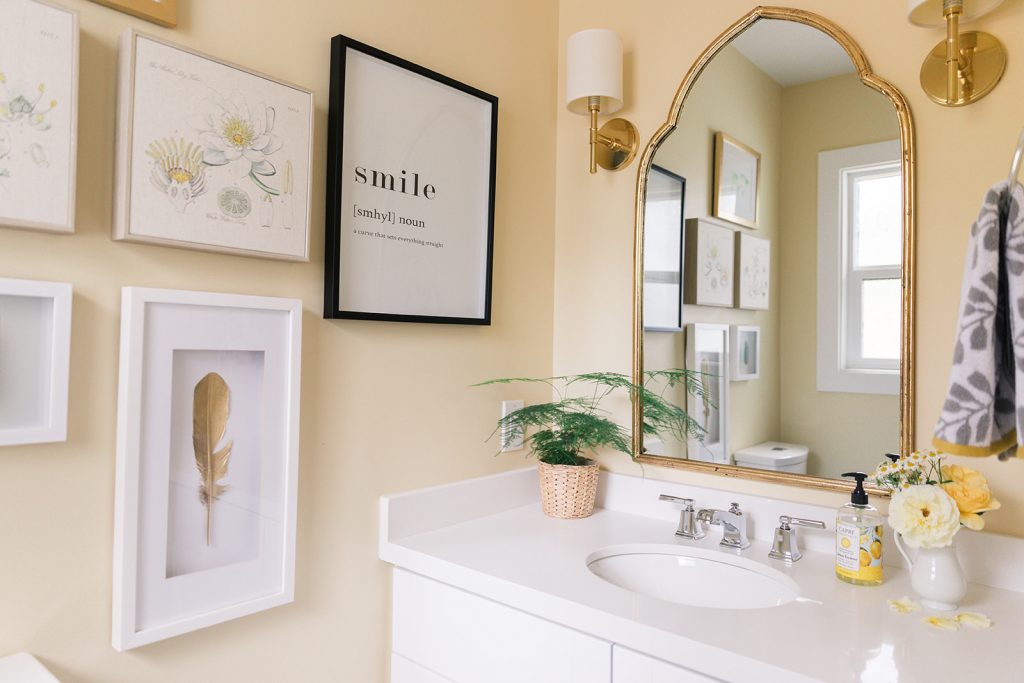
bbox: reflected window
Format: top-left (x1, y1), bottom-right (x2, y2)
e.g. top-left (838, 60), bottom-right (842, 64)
top-left (817, 141), bottom-right (901, 395)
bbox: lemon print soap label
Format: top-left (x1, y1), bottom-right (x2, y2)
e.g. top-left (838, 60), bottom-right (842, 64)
top-left (836, 472), bottom-right (884, 586)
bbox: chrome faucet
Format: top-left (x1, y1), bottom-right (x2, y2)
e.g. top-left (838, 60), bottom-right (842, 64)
top-left (697, 502), bottom-right (751, 550)
top-left (658, 494), bottom-right (705, 540)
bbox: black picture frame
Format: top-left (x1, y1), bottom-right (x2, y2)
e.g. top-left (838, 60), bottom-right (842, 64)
top-left (643, 165), bottom-right (686, 331)
top-left (324, 34), bottom-right (498, 324)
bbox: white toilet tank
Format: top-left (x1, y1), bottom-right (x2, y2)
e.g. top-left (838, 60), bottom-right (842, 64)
top-left (733, 441), bottom-right (808, 474)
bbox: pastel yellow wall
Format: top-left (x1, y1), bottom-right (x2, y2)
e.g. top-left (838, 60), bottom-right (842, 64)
top-left (554, 0), bottom-right (1024, 534)
top-left (778, 73), bottom-right (901, 476)
top-left (646, 46), bottom-right (782, 460)
top-left (0, 1), bottom-right (557, 681)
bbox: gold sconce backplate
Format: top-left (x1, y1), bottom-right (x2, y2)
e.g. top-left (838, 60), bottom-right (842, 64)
top-left (595, 118), bottom-right (639, 171)
top-left (920, 31), bottom-right (1006, 106)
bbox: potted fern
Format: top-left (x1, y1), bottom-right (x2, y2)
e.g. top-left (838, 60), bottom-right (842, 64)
top-left (476, 370), bottom-right (704, 519)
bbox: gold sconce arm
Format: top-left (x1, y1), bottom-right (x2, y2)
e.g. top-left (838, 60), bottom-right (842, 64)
top-left (586, 96), bottom-right (639, 174)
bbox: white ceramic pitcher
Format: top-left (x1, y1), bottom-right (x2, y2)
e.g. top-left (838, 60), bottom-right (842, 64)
top-left (893, 533), bottom-right (967, 611)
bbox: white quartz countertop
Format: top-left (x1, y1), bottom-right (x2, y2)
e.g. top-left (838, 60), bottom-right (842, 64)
top-left (380, 469), bottom-right (1024, 683)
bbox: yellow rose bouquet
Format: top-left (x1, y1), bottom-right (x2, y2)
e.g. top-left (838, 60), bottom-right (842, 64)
top-left (874, 451), bottom-right (1001, 544)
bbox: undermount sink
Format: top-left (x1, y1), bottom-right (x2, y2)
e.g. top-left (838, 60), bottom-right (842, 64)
top-left (586, 544), bottom-right (799, 610)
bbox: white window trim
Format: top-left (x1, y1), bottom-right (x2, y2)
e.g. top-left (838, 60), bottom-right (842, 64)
top-left (817, 140), bottom-right (900, 396)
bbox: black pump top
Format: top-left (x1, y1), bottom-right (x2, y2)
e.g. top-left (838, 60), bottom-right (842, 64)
top-left (842, 472), bottom-right (869, 506)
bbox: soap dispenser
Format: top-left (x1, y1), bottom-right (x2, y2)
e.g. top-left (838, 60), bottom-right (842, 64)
top-left (835, 472), bottom-right (883, 586)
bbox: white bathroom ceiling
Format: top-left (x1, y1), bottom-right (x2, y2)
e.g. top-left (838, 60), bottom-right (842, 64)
top-left (731, 20), bottom-right (856, 87)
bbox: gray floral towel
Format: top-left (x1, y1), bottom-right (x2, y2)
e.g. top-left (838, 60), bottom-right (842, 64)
top-left (934, 181), bottom-right (1024, 459)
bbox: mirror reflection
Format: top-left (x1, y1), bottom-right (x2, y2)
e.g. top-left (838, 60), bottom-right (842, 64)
top-left (641, 19), bottom-right (904, 480)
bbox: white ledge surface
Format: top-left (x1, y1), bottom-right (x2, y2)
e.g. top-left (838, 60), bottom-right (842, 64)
top-left (380, 468), bottom-right (1024, 683)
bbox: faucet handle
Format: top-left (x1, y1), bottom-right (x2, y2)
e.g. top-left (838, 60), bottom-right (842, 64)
top-left (728, 502), bottom-right (743, 515)
top-left (778, 515), bottom-right (826, 530)
top-left (770, 515), bottom-right (826, 562)
top-left (659, 494), bottom-right (695, 510)
top-left (659, 494), bottom-right (704, 540)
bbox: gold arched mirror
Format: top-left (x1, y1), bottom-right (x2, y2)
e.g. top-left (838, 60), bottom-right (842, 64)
top-left (632, 7), bottom-right (915, 495)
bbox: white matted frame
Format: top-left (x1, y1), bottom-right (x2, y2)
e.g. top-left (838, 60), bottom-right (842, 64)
top-left (0, 278), bottom-right (71, 446)
top-left (112, 287), bottom-right (302, 650)
top-left (735, 232), bottom-right (770, 310)
top-left (731, 325), bottom-right (760, 381)
top-left (113, 30), bottom-right (314, 261)
top-left (683, 218), bottom-right (734, 308)
top-left (685, 323), bottom-right (729, 464)
top-left (0, 0), bottom-right (79, 234)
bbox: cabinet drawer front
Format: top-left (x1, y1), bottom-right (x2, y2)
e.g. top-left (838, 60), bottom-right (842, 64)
top-left (393, 569), bottom-right (611, 683)
top-left (613, 646), bottom-right (719, 682)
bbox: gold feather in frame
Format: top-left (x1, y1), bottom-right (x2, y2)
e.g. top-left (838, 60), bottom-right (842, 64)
top-left (192, 372), bottom-right (232, 546)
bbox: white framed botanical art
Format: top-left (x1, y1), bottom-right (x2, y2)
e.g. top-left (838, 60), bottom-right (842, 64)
top-left (0, 0), bottom-right (79, 234)
top-left (731, 325), bottom-right (761, 381)
top-left (685, 323), bottom-right (729, 465)
top-left (112, 287), bottom-right (302, 650)
top-left (0, 277), bottom-right (71, 446)
top-left (113, 30), bottom-right (313, 261)
top-left (736, 232), bottom-right (770, 310)
top-left (683, 218), bottom-right (734, 308)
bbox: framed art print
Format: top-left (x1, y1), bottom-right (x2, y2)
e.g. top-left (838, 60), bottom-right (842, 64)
top-left (713, 132), bottom-right (760, 229)
top-left (113, 31), bottom-right (313, 261)
top-left (736, 232), bottom-right (770, 310)
top-left (0, 0), bottom-right (78, 234)
top-left (643, 165), bottom-right (685, 331)
top-left (685, 323), bottom-right (729, 465)
top-left (87, 0), bottom-right (177, 27)
top-left (112, 287), bottom-right (302, 650)
top-left (731, 325), bottom-right (760, 381)
top-left (0, 277), bottom-right (71, 446)
top-left (683, 218), bottom-right (734, 308)
top-left (324, 35), bottom-right (497, 324)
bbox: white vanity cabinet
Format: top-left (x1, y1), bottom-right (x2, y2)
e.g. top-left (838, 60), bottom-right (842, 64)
top-left (392, 569), bottom-right (610, 682)
top-left (612, 646), bottom-right (717, 682)
top-left (390, 569), bottom-right (714, 683)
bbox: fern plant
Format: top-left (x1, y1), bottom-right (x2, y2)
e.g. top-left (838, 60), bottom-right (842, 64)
top-left (475, 370), bottom-right (707, 466)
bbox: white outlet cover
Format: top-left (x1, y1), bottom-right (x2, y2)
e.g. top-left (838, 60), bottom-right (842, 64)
top-left (501, 400), bottom-right (525, 452)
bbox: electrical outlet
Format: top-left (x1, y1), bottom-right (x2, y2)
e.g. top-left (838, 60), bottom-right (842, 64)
top-left (501, 399), bottom-right (525, 452)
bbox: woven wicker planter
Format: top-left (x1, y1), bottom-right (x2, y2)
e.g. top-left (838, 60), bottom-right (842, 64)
top-left (538, 459), bottom-right (599, 519)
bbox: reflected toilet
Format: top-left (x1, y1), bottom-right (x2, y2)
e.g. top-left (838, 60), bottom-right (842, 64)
top-left (733, 442), bottom-right (808, 474)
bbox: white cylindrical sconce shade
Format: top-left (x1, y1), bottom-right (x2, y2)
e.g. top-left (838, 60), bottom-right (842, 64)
top-left (565, 28), bottom-right (624, 115)
top-left (907, 0), bottom-right (1003, 26)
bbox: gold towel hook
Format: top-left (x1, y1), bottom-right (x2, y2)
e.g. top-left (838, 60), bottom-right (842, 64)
top-left (1008, 128), bottom-right (1024, 188)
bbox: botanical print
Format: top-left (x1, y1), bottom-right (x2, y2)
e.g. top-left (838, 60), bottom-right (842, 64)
top-left (737, 233), bottom-right (770, 309)
top-left (123, 34), bottom-right (311, 259)
top-left (715, 133), bottom-right (760, 228)
top-left (693, 221), bottom-right (733, 307)
top-left (0, 0), bottom-right (76, 231)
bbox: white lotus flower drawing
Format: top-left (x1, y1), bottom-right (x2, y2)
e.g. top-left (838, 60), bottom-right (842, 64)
top-left (189, 93), bottom-right (282, 194)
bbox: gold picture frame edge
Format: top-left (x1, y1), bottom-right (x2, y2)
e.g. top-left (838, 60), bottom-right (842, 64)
top-left (712, 131), bottom-right (761, 229)
top-left (88, 0), bottom-right (178, 28)
top-left (631, 5), bottom-right (917, 498)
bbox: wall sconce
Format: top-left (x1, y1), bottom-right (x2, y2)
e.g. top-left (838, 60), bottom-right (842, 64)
top-left (566, 29), bottom-right (638, 173)
top-left (908, 0), bottom-right (1007, 106)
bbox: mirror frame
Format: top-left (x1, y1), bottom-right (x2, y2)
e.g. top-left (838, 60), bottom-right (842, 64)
top-left (631, 6), bottom-right (916, 496)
